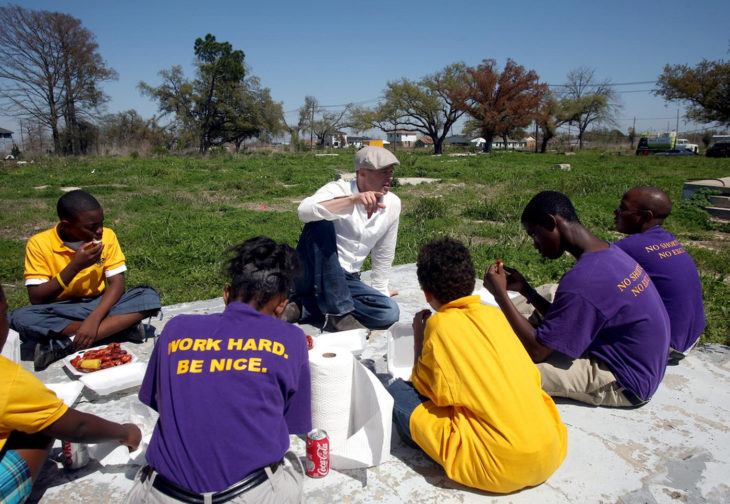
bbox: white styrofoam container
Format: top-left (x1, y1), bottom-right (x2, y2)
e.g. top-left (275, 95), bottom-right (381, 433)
top-left (386, 322), bottom-right (414, 380)
top-left (44, 381), bottom-right (84, 407)
top-left (472, 287), bottom-right (521, 307)
top-left (78, 362), bottom-right (146, 395)
top-left (1, 329), bottom-right (21, 363)
top-left (313, 328), bottom-right (368, 353)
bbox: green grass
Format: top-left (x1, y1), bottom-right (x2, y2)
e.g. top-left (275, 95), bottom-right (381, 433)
top-left (1, 151), bottom-right (729, 344)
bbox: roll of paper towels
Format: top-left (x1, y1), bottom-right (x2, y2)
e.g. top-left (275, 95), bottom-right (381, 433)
top-left (309, 348), bottom-right (354, 450)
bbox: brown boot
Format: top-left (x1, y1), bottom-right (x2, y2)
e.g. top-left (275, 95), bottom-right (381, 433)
top-left (322, 313), bottom-right (367, 332)
top-left (280, 301), bottom-right (301, 324)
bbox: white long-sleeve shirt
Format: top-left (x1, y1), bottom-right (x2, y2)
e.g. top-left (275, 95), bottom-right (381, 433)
top-left (297, 179), bottom-right (400, 295)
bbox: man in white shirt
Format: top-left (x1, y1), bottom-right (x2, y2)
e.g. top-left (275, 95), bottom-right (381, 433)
top-left (282, 146), bottom-right (401, 332)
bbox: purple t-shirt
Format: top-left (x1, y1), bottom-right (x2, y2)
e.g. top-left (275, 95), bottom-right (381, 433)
top-left (140, 301), bottom-right (311, 493)
top-left (615, 226), bottom-right (705, 353)
top-left (535, 244), bottom-right (670, 400)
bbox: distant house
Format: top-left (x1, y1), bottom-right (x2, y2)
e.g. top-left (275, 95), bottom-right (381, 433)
top-left (325, 130), bottom-right (348, 148)
top-left (347, 136), bottom-right (369, 149)
top-left (386, 130), bottom-right (418, 146)
top-left (415, 136), bottom-right (433, 148)
top-left (0, 127), bottom-right (14, 154)
top-left (470, 136), bottom-right (530, 150)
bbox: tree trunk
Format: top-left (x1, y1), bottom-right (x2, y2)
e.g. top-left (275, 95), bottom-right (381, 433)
top-left (502, 134), bottom-right (509, 151)
top-left (540, 132), bottom-right (553, 153)
top-left (51, 121), bottom-right (61, 155)
top-left (63, 76), bottom-right (80, 155)
top-left (482, 131), bottom-right (494, 153)
top-left (433, 137), bottom-right (443, 154)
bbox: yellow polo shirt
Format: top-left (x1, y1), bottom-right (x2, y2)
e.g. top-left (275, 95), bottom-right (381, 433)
top-left (24, 226), bottom-right (126, 301)
top-left (410, 295), bottom-right (568, 493)
top-left (1, 357), bottom-right (68, 451)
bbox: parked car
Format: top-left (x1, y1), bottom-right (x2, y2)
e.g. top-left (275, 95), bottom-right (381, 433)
top-left (706, 142), bottom-right (730, 158)
top-left (652, 149), bottom-right (697, 156)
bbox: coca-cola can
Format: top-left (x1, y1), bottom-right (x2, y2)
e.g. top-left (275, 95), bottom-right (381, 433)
top-left (305, 429), bottom-right (329, 478)
top-left (61, 441), bottom-right (90, 469)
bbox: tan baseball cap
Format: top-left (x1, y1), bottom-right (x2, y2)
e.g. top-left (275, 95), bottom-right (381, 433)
top-left (354, 146), bottom-right (400, 171)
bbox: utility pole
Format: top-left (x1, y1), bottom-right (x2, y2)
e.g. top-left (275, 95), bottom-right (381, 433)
top-left (631, 116), bottom-right (636, 149)
top-left (19, 119), bottom-right (25, 151)
top-left (676, 109), bottom-right (680, 137)
top-left (310, 103), bottom-right (314, 152)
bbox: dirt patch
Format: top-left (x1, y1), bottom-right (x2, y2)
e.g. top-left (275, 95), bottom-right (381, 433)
top-left (238, 202), bottom-right (294, 213)
top-left (684, 232), bottom-right (730, 251)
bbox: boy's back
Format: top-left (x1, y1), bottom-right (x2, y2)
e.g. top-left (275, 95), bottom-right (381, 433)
top-left (410, 295), bottom-right (567, 493)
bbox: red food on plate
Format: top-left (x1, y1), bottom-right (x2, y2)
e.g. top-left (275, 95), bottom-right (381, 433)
top-left (306, 334), bottom-right (314, 351)
top-left (71, 343), bottom-right (132, 373)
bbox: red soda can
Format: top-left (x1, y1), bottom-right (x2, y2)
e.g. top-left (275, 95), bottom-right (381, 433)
top-left (305, 429), bottom-right (329, 478)
top-left (61, 441), bottom-right (90, 469)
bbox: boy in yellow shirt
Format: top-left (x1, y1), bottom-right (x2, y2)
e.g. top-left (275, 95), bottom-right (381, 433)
top-left (1, 285), bottom-right (141, 504)
top-left (387, 237), bottom-right (567, 493)
top-left (9, 190), bottom-right (160, 370)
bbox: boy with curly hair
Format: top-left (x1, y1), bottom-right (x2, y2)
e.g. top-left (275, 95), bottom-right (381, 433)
top-left (387, 237), bottom-right (567, 493)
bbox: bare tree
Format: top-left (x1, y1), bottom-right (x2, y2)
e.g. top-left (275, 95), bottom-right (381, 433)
top-left (298, 96), bottom-right (351, 149)
top-left (559, 66), bottom-right (619, 149)
top-left (0, 5), bottom-right (117, 155)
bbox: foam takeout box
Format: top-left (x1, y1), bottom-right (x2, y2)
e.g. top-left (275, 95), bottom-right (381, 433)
top-left (312, 328), bottom-right (368, 353)
top-left (63, 344), bottom-right (145, 395)
top-left (386, 322), bottom-right (414, 381)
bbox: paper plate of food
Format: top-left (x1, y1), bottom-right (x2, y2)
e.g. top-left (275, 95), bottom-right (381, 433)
top-left (64, 342), bottom-right (137, 377)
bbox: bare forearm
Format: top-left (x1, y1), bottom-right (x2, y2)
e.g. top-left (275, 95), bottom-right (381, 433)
top-left (43, 409), bottom-right (134, 445)
top-left (28, 263), bottom-right (82, 305)
top-left (87, 276), bottom-right (124, 321)
top-left (519, 286), bottom-right (551, 318)
top-left (495, 293), bottom-right (552, 362)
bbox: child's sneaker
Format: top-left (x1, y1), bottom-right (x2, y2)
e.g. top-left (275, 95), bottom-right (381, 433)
top-left (34, 338), bottom-right (73, 372)
top-left (121, 323), bottom-right (146, 343)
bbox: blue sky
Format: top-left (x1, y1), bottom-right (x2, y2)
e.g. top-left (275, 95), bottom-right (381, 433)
top-left (2, 0), bottom-right (729, 139)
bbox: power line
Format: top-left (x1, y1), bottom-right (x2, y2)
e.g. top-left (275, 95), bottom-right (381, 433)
top-left (282, 96), bottom-right (380, 114)
top-left (548, 80), bottom-right (656, 88)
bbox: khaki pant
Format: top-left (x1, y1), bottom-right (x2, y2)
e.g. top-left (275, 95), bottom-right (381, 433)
top-left (537, 352), bottom-right (640, 407)
top-left (517, 284), bottom-right (644, 407)
top-left (513, 283), bottom-right (559, 324)
top-left (125, 453), bottom-right (304, 504)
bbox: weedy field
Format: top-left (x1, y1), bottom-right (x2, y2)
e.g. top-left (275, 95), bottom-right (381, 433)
top-left (1, 151), bottom-right (728, 344)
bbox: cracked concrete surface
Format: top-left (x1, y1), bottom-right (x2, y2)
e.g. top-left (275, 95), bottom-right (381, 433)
top-left (17, 264), bottom-right (730, 503)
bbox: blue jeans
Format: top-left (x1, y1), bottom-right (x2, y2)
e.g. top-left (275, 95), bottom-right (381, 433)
top-left (293, 221), bottom-right (399, 329)
top-left (9, 285), bottom-right (160, 344)
top-left (386, 380), bottom-right (429, 441)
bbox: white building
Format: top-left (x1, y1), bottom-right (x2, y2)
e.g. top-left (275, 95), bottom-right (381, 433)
top-left (386, 130), bottom-right (418, 146)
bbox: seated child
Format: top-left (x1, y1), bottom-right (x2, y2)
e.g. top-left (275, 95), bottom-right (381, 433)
top-left (9, 190), bottom-right (161, 371)
top-left (0, 285), bottom-right (142, 504)
top-left (387, 237), bottom-right (567, 494)
top-left (126, 236), bottom-right (311, 504)
top-left (614, 186), bottom-right (705, 361)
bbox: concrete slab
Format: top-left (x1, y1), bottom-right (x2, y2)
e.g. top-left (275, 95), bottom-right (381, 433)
top-left (20, 264), bottom-right (730, 503)
top-left (336, 172), bottom-right (438, 186)
top-left (682, 178), bottom-right (730, 199)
